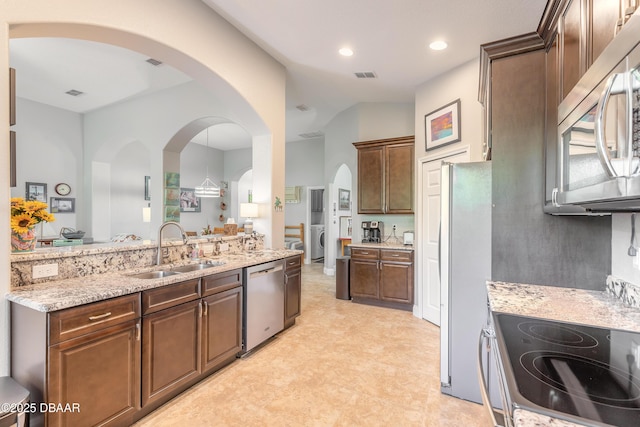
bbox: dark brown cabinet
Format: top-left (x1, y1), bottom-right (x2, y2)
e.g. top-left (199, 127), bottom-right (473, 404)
top-left (353, 136), bottom-right (414, 214)
top-left (350, 248), bottom-right (380, 299)
top-left (350, 247), bottom-right (413, 310)
top-left (141, 298), bottom-right (200, 407)
top-left (556, 0), bottom-right (637, 101)
top-left (201, 286), bottom-right (243, 374)
top-left (379, 250), bottom-right (414, 304)
top-left (11, 293), bottom-right (142, 427)
top-left (283, 255), bottom-right (302, 328)
top-left (141, 271), bottom-right (243, 411)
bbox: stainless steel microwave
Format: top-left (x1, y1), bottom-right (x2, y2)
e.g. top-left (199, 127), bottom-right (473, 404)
top-left (555, 13), bottom-right (640, 212)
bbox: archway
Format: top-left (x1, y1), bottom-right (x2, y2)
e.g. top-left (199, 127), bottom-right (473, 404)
top-left (324, 163), bottom-right (353, 275)
top-left (1, 2), bottom-right (286, 375)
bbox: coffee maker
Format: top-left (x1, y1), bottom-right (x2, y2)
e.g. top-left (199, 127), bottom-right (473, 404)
top-left (361, 220), bottom-right (384, 243)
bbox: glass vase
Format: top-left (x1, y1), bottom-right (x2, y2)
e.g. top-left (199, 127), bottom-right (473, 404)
top-left (11, 227), bottom-right (37, 253)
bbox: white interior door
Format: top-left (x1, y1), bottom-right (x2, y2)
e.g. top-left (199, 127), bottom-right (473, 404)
top-left (420, 150), bottom-right (469, 325)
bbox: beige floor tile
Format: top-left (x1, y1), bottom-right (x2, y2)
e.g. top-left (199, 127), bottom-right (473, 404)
top-left (134, 263), bottom-right (492, 426)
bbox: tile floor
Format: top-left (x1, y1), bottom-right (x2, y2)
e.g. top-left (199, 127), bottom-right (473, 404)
top-left (134, 263), bottom-right (492, 426)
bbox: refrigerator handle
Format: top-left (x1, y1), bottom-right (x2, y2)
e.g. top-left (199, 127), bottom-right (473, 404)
top-left (437, 222), bottom-right (441, 280)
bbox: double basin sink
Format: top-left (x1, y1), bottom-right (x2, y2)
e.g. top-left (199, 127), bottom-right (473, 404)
top-left (128, 259), bottom-right (226, 279)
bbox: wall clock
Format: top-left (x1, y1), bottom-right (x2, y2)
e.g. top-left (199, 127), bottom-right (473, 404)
top-left (55, 183), bottom-right (71, 196)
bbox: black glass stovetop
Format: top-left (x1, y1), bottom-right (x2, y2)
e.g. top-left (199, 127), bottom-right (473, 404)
top-left (494, 313), bottom-right (640, 427)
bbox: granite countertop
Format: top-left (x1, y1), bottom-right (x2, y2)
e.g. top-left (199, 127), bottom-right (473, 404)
top-left (487, 281), bottom-right (640, 332)
top-left (6, 249), bottom-right (301, 313)
top-left (487, 281), bottom-right (640, 427)
top-left (348, 241), bottom-right (414, 250)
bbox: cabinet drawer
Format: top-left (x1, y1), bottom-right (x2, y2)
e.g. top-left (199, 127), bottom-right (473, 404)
top-left (284, 256), bottom-right (301, 271)
top-left (142, 278), bottom-right (200, 315)
top-left (202, 269), bottom-right (242, 297)
top-left (49, 293), bottom-right (140, 345)
top-left (350, 248), bottom-right (380, 260)
top-left (380, 250), bottom-right (413, 262)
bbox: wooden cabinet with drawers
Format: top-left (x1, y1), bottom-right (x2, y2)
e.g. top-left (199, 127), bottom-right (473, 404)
top-left (11, 268), bottom-right (245, 426)
top-left (140, 270), bottom-right (243, 414)
top-left (350, 247), bottom-right (414, 311)
top-left (12, 293), bottom-right (141, 427)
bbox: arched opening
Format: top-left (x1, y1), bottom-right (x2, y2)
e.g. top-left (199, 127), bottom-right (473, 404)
top-left (323, 163), bottom-right (353, 275)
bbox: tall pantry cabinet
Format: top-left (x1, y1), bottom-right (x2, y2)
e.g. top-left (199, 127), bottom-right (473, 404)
top-left (481, 7), bottom-right (611, 289)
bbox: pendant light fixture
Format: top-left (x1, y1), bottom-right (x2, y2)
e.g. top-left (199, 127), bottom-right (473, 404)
top-left (194, 127), bottom-right (220, 198)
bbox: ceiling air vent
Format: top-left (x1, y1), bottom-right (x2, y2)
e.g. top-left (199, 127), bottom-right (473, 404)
top-left (299, 131), bottom-right (324, 139)
top-left (146, 58), bottom-right (163, 66)
top-left (65, 89), bottom-right (84, 97)
top-left (354, 71), bottom-right (377, 79)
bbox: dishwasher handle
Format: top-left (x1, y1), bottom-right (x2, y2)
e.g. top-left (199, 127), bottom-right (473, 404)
top-left (249, 263), bottom-right (283, 278)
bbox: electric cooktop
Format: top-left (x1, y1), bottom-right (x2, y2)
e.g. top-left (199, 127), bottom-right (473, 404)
top-left (494, 313), bottom-right (640, 427)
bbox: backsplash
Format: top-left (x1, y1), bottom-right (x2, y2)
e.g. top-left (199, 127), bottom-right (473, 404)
top-left (10, 234), bottom-right (264, 287)
top-left (606, 275), bottom-right (640, 309)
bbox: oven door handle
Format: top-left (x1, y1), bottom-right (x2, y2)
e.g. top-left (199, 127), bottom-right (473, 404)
top-left (478, 328), bottom-right (505, 427)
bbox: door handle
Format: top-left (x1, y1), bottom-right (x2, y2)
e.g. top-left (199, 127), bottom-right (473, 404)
top-left (595, 72), bottom-right (627, 177)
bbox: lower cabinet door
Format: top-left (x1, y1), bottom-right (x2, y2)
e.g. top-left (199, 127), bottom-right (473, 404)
top-left (48, 320), bottom-right (140, 427)
top-left (350, 259), bottom-right (379, 299)
top-left (142, 300), bottom-right (201, 407)
top-left (380, 262), bottom-right (413, 304)
top-left (201, 287), bottom-right (242, 374)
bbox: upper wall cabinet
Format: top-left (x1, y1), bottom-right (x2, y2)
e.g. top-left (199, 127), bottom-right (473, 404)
top-left (353, 136), bottom-right (414, 215)
top-left (555, 0), bottom-right (637, 101)
top-left (540, 0), bottom-right (638, 214)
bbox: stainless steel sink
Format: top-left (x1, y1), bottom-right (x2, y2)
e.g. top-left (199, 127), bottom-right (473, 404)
top-left (128, 270), bottom-right (181, 279)
top-left (170, 260), bottom-right (225, 273)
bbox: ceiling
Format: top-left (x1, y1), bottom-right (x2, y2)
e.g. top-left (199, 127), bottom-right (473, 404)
top-left (9, 0), bottom-right (548, 149)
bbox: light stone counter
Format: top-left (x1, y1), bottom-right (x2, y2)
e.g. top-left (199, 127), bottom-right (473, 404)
top-left (487, 281), bottom-right (640, 332)
top-left (348, 241), bottom-right (414, 250)
top-left (487, 281), bottom-right (640, 427)
top-left (6, 249), bottom-right (302, 312)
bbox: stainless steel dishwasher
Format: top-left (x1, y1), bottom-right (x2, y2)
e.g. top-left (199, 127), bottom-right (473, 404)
top-left (243, 260), bottom-right (285, 353)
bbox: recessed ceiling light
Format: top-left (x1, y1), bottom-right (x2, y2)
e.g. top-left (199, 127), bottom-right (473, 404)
top-left (429, 40), bottom-right (448, 51)
top-left (339, 47), bottom-right (354, 57)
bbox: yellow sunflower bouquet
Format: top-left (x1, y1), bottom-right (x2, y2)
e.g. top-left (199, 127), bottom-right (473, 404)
top-left (11, 197), bottom-right (56, 234)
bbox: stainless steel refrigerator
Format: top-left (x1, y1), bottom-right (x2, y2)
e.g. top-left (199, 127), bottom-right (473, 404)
top-left (439, 161), bottom-right (496, 404)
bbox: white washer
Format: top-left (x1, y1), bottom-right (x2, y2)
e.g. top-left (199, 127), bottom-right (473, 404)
top-left (310, 224), bottom-right (325, 260)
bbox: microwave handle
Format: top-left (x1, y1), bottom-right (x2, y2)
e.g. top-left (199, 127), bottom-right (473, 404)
top-left (595, 72), bottom-right (623, 178)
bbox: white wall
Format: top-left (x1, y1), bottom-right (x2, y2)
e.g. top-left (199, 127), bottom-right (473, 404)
top-left (285, 138), bottom-right (325, 226)
top-left (10, 98), bottom-right (83, 234)
top-left (414, 59), bottom-right (484, 163)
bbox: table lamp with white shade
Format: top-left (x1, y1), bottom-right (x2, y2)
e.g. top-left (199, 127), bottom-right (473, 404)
top-left (240, 202), bottom-right (259, 234)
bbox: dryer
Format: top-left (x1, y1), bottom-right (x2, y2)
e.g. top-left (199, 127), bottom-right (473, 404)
top-left (310, 224), bottom-right (325, 260)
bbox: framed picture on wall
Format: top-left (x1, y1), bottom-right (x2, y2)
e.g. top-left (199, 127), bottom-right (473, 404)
top-left (425, 99), bottom-right (461, 151)
top-left (179, 188), bottom-right (201, 212)
top-left (144, 175), bottom-right (151, 200)
top-left (338, 188), bottom-right (351, 210)
top-left (50, 197), bottom-right (75, 213)
top-left (26, 182), bottom-right (47, 202)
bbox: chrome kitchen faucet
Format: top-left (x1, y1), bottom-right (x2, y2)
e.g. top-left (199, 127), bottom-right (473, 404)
top-left (157, 221), bottom-right (188, 265)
